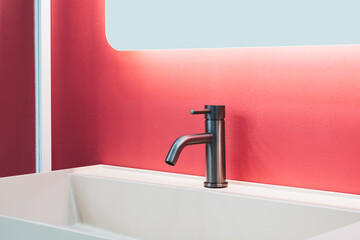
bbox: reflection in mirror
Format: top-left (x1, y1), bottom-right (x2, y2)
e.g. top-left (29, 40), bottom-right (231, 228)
top-left (106, 0), bottom-right (360, 50)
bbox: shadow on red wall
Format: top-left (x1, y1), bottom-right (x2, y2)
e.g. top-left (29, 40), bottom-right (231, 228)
top-left (0, 0), bottom-right (35, 177)
top-left (52, 0), bottom-right (360, 195)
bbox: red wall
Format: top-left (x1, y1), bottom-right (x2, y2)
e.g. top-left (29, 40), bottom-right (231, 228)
top-left (0, 0), bottom-right (35, 177)
top-left (52, 0), bottom-right (360, 195)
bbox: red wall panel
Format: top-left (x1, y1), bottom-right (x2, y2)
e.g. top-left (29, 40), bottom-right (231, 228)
top-left (0, 0), bottom-right (35, 177)
top-left (52, 0), bottom-right (360, 194)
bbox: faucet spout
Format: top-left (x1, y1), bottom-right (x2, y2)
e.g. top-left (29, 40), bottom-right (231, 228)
top-left (164, 105), bottom-right (227, 188)
top-left (165, 134), bottom-right (213, 166)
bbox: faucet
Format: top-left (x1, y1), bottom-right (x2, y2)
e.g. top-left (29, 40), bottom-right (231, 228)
top-left (165, 105), bottom-right (227, 188)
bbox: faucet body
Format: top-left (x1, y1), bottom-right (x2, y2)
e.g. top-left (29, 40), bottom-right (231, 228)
top-left (165, 105), bottom-right (227, 188)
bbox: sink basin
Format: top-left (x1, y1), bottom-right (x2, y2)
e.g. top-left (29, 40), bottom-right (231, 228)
top-left (1, 165), bottom-right (360, 240)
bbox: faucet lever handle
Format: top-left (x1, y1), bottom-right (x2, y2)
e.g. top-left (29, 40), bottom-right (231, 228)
top-left (191, 105), bottom-right (225, 120)
top-left (190, 109), bottom-right (211, 115)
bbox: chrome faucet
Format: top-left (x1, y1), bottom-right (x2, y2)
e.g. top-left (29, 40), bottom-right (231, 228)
top-left (165, 105), bottom-right (227, 188)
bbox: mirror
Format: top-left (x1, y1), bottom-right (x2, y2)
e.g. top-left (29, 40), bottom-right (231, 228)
top-left (106, 0), bottom-right (360, 50)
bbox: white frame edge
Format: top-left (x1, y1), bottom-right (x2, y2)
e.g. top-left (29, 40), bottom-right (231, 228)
top-left (35, 0), bottom-right (52, 173)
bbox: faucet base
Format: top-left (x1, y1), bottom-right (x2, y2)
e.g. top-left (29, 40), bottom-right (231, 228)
top-left (204, 182), bottom-right (228, 188)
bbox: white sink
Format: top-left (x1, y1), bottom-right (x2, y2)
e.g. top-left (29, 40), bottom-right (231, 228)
top-left (1, 165), bottom-right (360, 240)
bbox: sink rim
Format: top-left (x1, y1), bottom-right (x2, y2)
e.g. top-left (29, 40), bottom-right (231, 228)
top-left (69, 164), bottom-right (360, 213)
